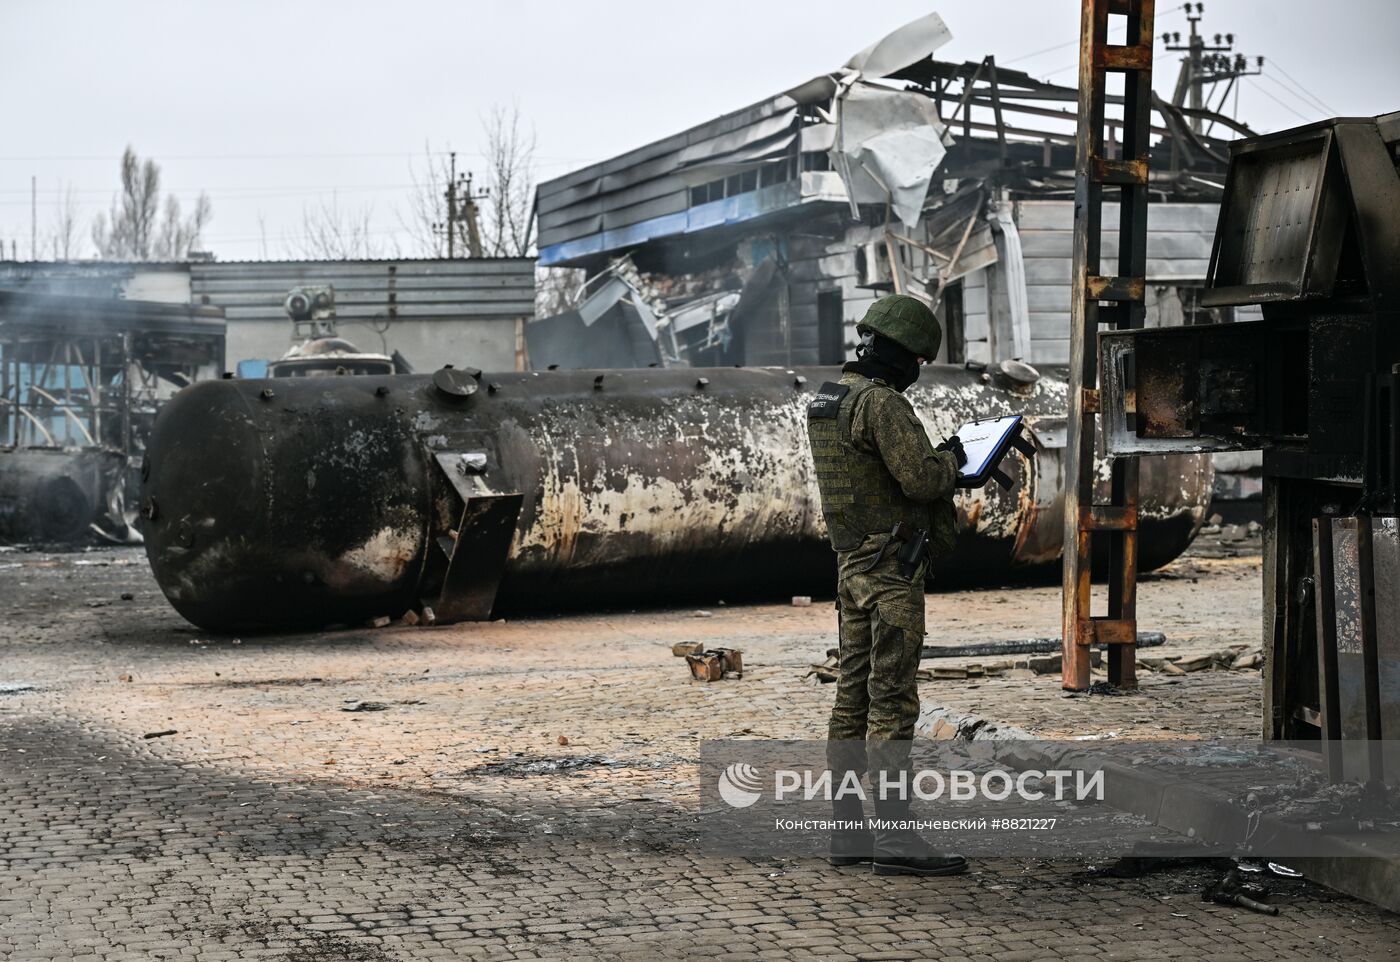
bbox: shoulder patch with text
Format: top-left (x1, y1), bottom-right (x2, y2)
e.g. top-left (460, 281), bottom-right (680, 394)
top-left (807, 382), bottom-right (850, 420)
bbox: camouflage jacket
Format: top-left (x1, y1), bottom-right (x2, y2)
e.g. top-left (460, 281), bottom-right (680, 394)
top-left (807, 371), bottom-right (959, 556)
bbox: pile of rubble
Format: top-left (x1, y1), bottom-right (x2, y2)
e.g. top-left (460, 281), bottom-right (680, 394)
top-left (1190, 516), bottom-right (1264, 559)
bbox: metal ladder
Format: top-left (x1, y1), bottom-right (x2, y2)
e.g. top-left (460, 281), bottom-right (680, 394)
top-left (1062, 0), bottom-right (1157, 691)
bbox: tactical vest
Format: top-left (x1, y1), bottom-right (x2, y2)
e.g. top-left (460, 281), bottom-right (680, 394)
top-left (806, 378), bottom-right (934, 552)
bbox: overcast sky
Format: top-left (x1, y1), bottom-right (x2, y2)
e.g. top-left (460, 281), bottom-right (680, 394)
top-left (2, 0), bottom-right (1396, 261)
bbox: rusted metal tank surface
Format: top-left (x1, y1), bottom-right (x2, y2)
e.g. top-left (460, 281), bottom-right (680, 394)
top-left (141, 365), bottom-right (1212, 632)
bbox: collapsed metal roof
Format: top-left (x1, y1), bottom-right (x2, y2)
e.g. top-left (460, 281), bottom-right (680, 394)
top-left (536, 12), bottom-right (1251, 270)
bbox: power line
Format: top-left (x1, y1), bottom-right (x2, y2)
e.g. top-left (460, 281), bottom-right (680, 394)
top-left (1245, 77), bottom-right (1316, 125)
top-left (1002, 38), bottom-right (1077, 66)
top-left (1256, 73), bottom-right (1326, 121)
top-left (1008, 4), bottom-right (1188, 67)
top-left (1266, 60), bottom-right (1338, 116)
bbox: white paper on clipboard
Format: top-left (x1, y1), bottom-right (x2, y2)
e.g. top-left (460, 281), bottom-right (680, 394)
top-left (953, 415), bottom-right (1022, 484)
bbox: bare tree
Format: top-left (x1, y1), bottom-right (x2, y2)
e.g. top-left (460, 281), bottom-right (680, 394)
top-left (400, 103), bottom-right (540, 259)
top-left (48, 184), bottom-right (83, 260)
top-left (481, 103), bottom-right (536, 257)
top-left (155, 193), bottom-right (212, 260)
top-left (294, 195), bottom-right (384, 260)
top-left (91, 147), bottom-right (211, 260)
top-left (400, 143), bottom-right (451, 257)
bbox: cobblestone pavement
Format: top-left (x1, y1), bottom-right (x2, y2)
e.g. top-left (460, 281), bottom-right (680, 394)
top-left (3, 543), bottom-right (1398, 960)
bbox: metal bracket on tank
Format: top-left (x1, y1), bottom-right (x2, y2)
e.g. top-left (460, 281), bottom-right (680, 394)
top-left (430, 451), bottom-right (523, 622)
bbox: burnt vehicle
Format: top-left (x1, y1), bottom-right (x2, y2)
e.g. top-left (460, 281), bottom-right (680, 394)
top-left (0, 290), bottom-right (225, 544)
top-left (141, 361), bottom-right (1211, 633)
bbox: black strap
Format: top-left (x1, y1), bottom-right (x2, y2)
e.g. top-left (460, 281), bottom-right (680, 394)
top-left (856, 538), bottom-right (897, 575)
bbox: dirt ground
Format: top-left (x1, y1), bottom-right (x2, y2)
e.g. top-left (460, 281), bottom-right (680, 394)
top-left (4, 536), bottom-right (1399, 961)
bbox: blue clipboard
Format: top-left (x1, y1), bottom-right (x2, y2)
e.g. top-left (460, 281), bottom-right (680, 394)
top-left (952, 415), bottom-right (1034, 489)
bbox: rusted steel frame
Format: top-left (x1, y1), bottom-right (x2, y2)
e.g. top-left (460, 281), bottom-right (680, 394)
top-left (1062, 0), bottom-right (1111, 691)
top-left (1062, 0), bottom-right (1155, 692)
top-left (1090, 157), bottom-right (1149, 186)
top-left (1097, 43), bottom-right (1152, 72)
top-left (1085, 275), bottom-right (1146, 301)
top-left (1107, 0), bottom-right (1154, 690)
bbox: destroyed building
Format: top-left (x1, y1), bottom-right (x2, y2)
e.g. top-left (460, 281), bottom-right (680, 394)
top-left (0, 290), bottom-right (225, 544)
top-left (534, 13), bottom-right (1254, 370)
top-left (531, 12), bottom-right (1262, 505)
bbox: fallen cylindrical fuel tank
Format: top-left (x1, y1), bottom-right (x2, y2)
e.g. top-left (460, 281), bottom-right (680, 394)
top-left (141, 365), bottom-right (1212, 632)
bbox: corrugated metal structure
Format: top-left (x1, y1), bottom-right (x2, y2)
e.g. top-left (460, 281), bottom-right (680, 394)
top-left (189, 259), bottom-right (535, 325)
top-left (531, 14), bottom-right (1252, 373)
top-left (0, 258), bottom-right (536, 373)
top-left (189, 258), bottom-right (536, 372)
top-left (536, 97), bottom-right (846, 267)
top-left (960, 200), bottom-right (1261, 365)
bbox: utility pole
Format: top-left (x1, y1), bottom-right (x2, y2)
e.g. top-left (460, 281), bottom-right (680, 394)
top-left (461, 173), bottom-right (484, 259)
top-left (433, 152), bottom-right (488, 259)
top-left (30, 176), bottom-right (36, 261)
top-left (445, 152), bottom-right (459, 258)
top-left (1164, 2), bottom-right (1261, 133)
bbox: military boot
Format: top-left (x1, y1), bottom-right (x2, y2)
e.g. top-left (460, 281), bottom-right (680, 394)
top-left (870, 793), bottom-right (968, 877)
top-left (828, 793), bottom-right (873, 866)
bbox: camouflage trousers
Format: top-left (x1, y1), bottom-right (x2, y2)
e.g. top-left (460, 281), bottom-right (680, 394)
top-left (827, 532), bottom-right (926, 761)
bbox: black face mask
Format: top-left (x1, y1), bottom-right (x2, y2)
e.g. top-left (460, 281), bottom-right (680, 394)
top-left (843, 333), bottom-right (922, 392)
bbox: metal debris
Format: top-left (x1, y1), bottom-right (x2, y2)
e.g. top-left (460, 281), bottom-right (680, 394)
top-left (686, 648), bottom-right (743, 682)
top-left (922, 631), bottom-right (1166, 660)
top-left (1203, 868), bottom-right (1280, 916)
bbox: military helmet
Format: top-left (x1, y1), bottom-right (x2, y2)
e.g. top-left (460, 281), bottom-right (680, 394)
top-left (856, 294), bottom-right (941, 360)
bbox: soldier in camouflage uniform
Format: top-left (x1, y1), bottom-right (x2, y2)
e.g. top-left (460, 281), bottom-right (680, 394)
top-left (806, 294), bottom-right (968, 877)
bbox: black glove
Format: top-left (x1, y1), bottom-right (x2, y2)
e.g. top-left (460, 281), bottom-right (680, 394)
top-left (937, 435), bottom-right (968, 468)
